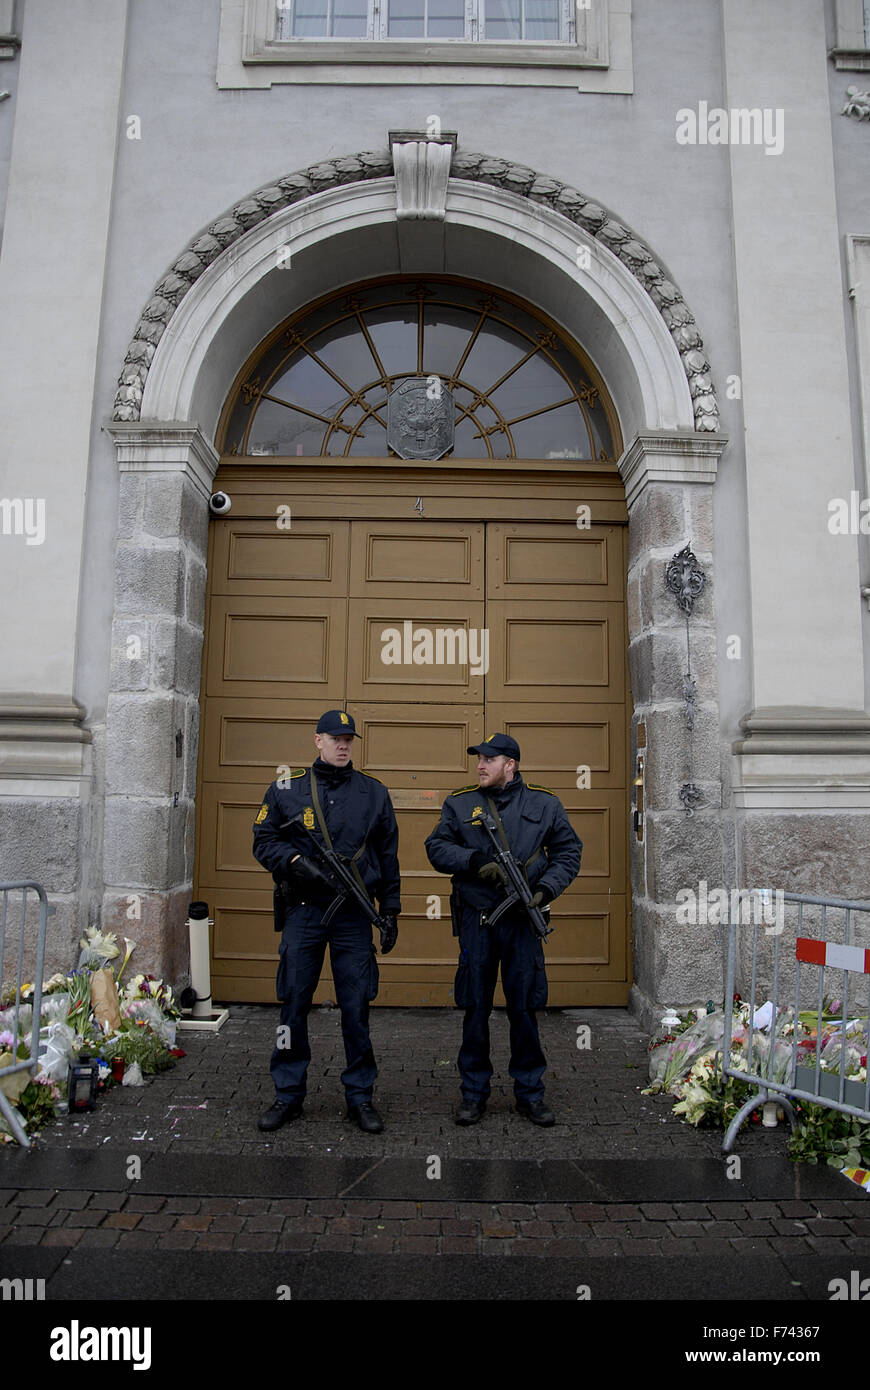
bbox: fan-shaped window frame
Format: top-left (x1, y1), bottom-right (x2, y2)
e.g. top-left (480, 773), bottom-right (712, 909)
top-left (217, 274), bottom-right (621, 463)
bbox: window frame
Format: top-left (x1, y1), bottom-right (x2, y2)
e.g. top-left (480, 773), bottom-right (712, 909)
top-left (830, 0), bottom-right (870, 71)
top-left (218, 275), bottom-right (619, 463)
top-left (243, 0), bottom-right (609, 69)
top-left (276, 0), bottom-right (572, 45)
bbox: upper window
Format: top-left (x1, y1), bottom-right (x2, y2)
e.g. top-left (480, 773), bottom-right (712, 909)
top-left (276, 0), bottom-right (570, 43)
top-left (224, 0), bottom-right (631, 85)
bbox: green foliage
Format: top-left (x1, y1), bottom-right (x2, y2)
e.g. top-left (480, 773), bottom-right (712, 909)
top-left (17, 1079), bottom-right (62, 1135)
top-left (787, 1104), bottom-right (870, 1169)
top-left (105, 1021), bottom-right (172, 1075)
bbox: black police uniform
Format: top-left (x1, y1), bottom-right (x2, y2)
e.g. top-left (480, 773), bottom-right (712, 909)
top-left (425, 767), bottom-right (581, 1106)
top-left (252, 755), bottom-right (401, 1109)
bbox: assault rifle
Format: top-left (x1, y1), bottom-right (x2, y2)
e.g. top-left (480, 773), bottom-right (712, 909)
top-left (279, 814), bottom-right (392, 944)
top-left (464, 810), bottom-right (553, 939)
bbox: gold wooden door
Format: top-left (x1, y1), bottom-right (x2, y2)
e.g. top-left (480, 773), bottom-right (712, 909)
top-left (195, 480), bottom-right (629, 1004)
top-left (485, 522), bottom-right (628, 1004)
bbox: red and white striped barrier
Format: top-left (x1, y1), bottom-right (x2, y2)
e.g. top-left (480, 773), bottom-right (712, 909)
top-left (795, 938), bottom-right (870, 975)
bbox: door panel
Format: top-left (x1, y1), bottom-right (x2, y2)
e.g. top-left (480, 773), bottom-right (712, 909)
top-left (350, 521), bottom-right (484, 599)
top-left (488, 522), bottom-right (623, 601)
top-left (209, 894), bottom-right (279, 994)
top-left (211, 519), bottom-right (350, 597)
top-left (352, 703), bottom-right (481, 781)
top-left (198, 782), bottom-right (275, 889)
top-left (486, 600), bottom-right (624, 702)
top-left (205, 597), bottom-right (347, 700)
top-left (347, 599), bottom-right (486, 703)
top-left (485, 702), bottom-right (626, 789)
top-left (201, 699), bottom-right (333, 784)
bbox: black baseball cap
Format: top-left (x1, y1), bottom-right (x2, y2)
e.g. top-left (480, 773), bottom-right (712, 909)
top-left (467, 732), bottom-right (521, 761)
top-left (316, 709), bottom-right (359, 737)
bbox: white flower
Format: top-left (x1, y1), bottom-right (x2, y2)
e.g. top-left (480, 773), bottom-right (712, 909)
top-left (114, 937), bottom-right (137, 986)
top-left (79, 927), bottom-right (119, 960)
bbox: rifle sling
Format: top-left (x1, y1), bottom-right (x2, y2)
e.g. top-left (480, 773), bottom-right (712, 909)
top-left (310, 769), bottom-right (371, 901)
top-left (484, 795), bottom-right (541, 877)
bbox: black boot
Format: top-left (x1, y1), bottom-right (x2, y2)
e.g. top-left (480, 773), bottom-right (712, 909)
top-left (455, 1097), bottom-right (486, 1126)
top-left (515, 1098), bottom-right (555, 1127)
top-left (258, 1099), bottom-right (303, 1131)
top-left (347, 1101), bottom-right (384, 1133)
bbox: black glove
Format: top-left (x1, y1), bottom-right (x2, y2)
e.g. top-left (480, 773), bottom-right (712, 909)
top-left (480, 863), bottom-right (507, 885)
top-left (469, 850), bottom-right (505, 883)
top-left (378, 912), bottom-right (399, 955)
top-left (530, 886), bottom-right (553, 907)
top-left (288, 854), bottom-right (334, 896)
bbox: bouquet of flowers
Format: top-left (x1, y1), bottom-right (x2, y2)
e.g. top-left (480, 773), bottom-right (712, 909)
top-left (671, 1050), bottom-right (755, 1128)
top-left (818, 1034), bottom-right (867, 1083)
top-left (103, 1019), bottom-right (173, 1075)
top-left (645, 1009), bottom-right (726, 1093)
top-left (64, 970), bottom-right (94, 1034)
top-left (122, 973), bottom-right (181, 1020)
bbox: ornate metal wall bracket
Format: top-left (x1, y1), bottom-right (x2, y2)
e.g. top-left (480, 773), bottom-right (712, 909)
top-left (666, 543), bottom-right (706, 816)
top-left (665, 544), bottom-right (706, 615)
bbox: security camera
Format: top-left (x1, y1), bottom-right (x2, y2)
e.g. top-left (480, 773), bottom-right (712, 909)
top-left (209, 491), bottom-right (232, 515)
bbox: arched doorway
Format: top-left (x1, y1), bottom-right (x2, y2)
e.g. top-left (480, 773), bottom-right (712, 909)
top-left (106, 150), bottom-right (726, 1018)
top-left (193, 274), bottom-right (630, 1004)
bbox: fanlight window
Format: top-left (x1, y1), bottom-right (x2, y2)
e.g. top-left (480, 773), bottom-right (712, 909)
top-left (222, 279), bottom-right (616, 461)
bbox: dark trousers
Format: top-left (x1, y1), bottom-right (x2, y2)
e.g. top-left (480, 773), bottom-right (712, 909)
top-left (269, 913), bottom-right (378, 1106)
top-left (454, 908), bottom-right (548, 1103)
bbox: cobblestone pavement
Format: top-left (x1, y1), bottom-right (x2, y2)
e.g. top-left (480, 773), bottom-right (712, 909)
top-left (8, 1005), bottom-right (740, 1159)
top-left (1, 1006), bottom-right (867, 1298)
top-left (2, 1189), bottom-right (869, 1262)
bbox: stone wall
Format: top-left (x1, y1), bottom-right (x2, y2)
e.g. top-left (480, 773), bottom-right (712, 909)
top-left (100, 427), bottom-right (217, 984)
top-left (623, 438), bottom-right (727, 1030)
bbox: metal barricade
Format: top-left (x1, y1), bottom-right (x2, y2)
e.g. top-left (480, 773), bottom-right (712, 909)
top-left (0, 882), bottom-right (49, 1148)
top-left (721, 891), bottom-right (870, 1153)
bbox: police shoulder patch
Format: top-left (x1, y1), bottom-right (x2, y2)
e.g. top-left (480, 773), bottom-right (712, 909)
top-left (255, 804), bottom-right (269, 824)
top-left (526, 782), bottom-right (556, 796)
top-left (287, 768), bottom-right (306, 779)
top-left (450, 784), bottom-right (479, 796)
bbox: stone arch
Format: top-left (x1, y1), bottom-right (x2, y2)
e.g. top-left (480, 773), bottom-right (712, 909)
top-left (113, 148), bottom-right (719, 436)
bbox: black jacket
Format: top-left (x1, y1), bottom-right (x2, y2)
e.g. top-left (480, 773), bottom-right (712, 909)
top-left (252, 759), bottom-right (402, 917)
top-left (424, 773), bottom-right (582, 911)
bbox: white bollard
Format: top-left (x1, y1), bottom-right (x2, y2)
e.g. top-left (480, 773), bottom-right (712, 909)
top-left (188, 901), bottom-right (213, 1019)
top-left (177, 901), bottom-right (229, 1032)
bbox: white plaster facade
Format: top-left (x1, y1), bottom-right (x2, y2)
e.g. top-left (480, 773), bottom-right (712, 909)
top-left (1, 0), bottom-right (869, 1024)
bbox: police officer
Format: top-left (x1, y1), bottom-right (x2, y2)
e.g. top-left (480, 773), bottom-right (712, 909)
top-left (252, 710), bottom-right (400, 1134)
top-left (425, 733), bottom-right (582, 1127)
